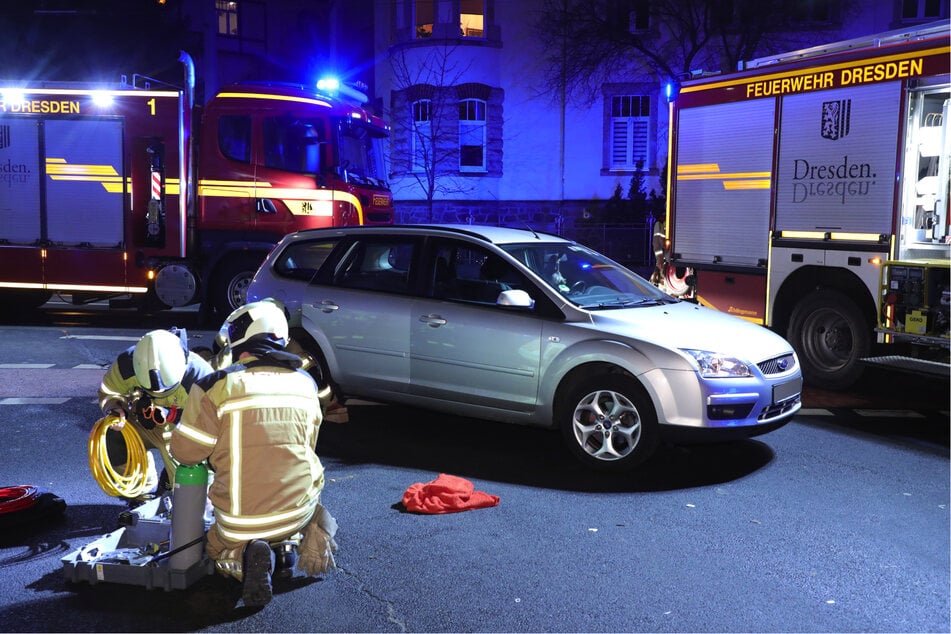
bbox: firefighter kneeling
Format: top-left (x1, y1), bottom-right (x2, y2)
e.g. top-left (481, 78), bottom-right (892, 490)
top-left (170, 300), bottom-right (337, 607)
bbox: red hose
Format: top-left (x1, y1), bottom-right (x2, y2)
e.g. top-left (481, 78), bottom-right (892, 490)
top-left (0, 485), bottom-right (41, 514)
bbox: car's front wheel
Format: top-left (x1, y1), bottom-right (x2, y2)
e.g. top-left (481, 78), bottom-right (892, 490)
top-left (558, 373), bottom-right (659, 472)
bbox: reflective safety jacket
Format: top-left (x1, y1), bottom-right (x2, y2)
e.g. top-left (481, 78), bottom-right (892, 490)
top-left (98, 346), bottom-right (213, 477)
top-left (170, 353), bottom-right (324, 545)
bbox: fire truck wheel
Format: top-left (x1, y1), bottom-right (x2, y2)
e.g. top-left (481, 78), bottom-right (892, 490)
top-left (211, 256), bottom-right (261, 317)
top-left (788, 288), bottom-right (869, 390)
top-left (557, 372), bottom-right (659, 472)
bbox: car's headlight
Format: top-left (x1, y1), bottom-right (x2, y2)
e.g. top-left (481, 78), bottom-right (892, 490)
top-left (682, 349), bottom-right (752, 378)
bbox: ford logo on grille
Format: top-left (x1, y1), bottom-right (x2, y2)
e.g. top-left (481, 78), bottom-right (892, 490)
top-left (777, 357), bottom-right (789, 371)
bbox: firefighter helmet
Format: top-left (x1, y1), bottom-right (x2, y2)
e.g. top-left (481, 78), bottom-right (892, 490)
top-left (226, 299), bottom-right (289, 353)
top-left (133, 329), bottom-right (188, 396)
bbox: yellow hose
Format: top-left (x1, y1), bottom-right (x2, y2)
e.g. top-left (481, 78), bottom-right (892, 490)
top-left (88, 414), bottom-right (152, 498)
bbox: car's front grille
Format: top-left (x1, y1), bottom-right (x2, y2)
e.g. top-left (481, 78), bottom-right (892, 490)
top-left (758, 353), bottom-right (796, 375)
top-left (758, 394), bottom-right (801, 421)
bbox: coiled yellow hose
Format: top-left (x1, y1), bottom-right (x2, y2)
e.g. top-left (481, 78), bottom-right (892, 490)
top-left (88, 414), bottom-right (152, 498)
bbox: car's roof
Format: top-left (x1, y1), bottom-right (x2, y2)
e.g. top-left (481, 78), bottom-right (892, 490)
top-left (281, 224), bottom-right (572, 246)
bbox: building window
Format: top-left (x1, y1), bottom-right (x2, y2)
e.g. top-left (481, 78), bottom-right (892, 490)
top-left (461, 0), bottom-right (485, 37)
top-left (628, 0), bottom-right (650, 32)
top-left (415, 0), bottom-right (434, 38)
top-left (789, 0), bottom-right (836, 24)
top-left (217, 0), bottom-right (239, 36)
top-left (609, 95), bottom-right (651, 171)
top-left (459, 98), bottom-right (486, 172)
top-left (412, 99), bottom-right (432, 172)
top-left (901, 0), bottom-right (947, 20)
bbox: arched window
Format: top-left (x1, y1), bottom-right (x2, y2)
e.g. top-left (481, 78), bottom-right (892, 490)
top-left (459, 98), bottom-right (486, 172)
top-left (412, 99), bottom-right (432, 172)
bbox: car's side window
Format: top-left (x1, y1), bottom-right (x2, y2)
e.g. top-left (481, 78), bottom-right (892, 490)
top-left (431, 240), bottom-right (527, 304)
top-left (332, 237), bottom-right (415, 293)
top-left (274, 238), bottom-right (341, 281)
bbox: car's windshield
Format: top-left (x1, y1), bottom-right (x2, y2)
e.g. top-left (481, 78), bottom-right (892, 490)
top-left (500, 242), bottom-right (674, 309)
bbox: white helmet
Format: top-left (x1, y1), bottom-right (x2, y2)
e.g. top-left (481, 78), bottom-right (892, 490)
top-left (133, 329), bottom-right (187, 396)
top-left (226, 299), bottom-right (289, 352)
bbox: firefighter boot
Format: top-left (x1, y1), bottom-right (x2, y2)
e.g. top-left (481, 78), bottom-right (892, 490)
top-left (272, 541), bottom-right (298, 580)
top-left (242, 540), bottom-right (275, 607)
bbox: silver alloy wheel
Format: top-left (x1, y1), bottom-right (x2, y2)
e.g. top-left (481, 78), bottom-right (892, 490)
top-left (227, 272), bottom-right (251, 312)
top-left (570, 389), bottom-right (642, 462)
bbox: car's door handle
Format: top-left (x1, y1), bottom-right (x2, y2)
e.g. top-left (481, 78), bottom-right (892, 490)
top-left (314, 300), bottom-right (339, 313)
top-left (418, 314), bottom-right (447, 327)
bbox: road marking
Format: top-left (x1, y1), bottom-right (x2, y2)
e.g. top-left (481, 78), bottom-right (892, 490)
top-left (0, 363), bottom-right (54, 369)
top-left (798, 408), bottom-right (834, 416)
top-left (0, 364), bottom-right (105, 370)
top-left (0, 397), bottom-right (70, 405)
top-left (59, 335), bottom-right (140, 341)
top-left (854, 409), bottom-right (924, 418)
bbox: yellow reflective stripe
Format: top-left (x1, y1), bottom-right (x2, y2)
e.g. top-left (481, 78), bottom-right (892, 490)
top-left (218, 394), bottom-right (319, 418)
top-left (676, 163), bottom-right (771, 190)
top-left (0, 281), bottom-right (149, 293)
top-left (198, 184), bottom-right (255, 198)
top-left (829, 232), bottom-right (882, 241)
top-left (174, 422), bottom-right (217, 447)
top-left (215, 503), bottom-right (317, 542)
top-left (229, 410), bottom-right (242, 516)
top-left (216, 497), bottom-right (317, 529)
top-left (216, 92), bottom-right (331, 109)
top-left (778, 230), bottom-right (883, 241)
top-left (216, 521), bottom-right (309, 543)
top-left (723, 180), bottom-right (771, 190)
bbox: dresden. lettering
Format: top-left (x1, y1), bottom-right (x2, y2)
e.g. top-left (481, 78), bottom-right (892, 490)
top-left (790, 155), bottom-right (875, 205)
top-left (793, 156), bottom-right (872, 180)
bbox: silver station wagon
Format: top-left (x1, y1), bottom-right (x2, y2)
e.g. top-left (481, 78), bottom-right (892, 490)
top-left (248, 224), bottom-right (802, 471)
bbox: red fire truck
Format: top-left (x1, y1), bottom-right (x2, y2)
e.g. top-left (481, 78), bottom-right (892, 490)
top-left (0, 53), bottom-right (393, 318)
top-left (661, 21), bottom-right (950, 389)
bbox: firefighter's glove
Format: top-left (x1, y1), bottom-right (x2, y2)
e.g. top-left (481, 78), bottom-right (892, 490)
top-left (132, 396), bottom-right (169, 430)
top-left (296, 504), bottom-right (338, 577)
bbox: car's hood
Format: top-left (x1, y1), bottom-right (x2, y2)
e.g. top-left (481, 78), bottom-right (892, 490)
top-left (582, 300), bottom-right (793, 363)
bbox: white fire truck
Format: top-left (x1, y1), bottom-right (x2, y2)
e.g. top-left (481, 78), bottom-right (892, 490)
top-left (0, 53), bottom-right (393, 318)
top-left (661, 21), bottom-right (950, 388)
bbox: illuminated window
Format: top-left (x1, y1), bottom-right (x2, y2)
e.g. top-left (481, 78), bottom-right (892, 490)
top-left (610, 95), bottom-right (650, 171)
top-left (412, 99), bottom-right (432, 172)
top-left (460, 0), bottom-right (485, 37)
top-left (217, 1), bottom-right (239, 36)
top-left (459, 99), bottom-right (486, 172)
top-left (415, 0), bottom-right (434, 38)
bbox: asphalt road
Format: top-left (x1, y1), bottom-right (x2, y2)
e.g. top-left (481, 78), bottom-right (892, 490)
top-left (0, 306), bottom-right (948, 632)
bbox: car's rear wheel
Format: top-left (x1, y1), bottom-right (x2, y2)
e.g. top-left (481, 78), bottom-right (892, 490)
top-left (210, 255), bottom-right (262, 318)
top-left (558, 373), bottom-right (658, 472)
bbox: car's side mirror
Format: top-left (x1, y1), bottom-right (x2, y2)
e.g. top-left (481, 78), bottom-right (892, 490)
top-left (497, 289), bottom-right (534, 309)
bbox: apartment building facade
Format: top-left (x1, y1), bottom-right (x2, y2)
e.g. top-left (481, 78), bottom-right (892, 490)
top-left (183, 0), bottom-right (947, 237)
